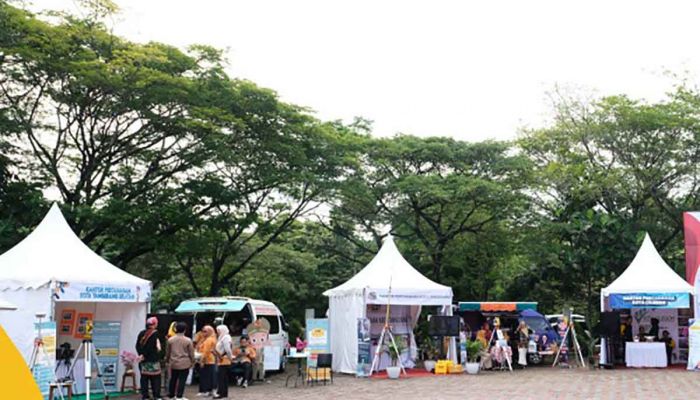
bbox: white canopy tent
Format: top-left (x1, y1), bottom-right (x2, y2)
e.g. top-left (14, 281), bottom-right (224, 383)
top-left (601, 233), bottom-right (694, 311)
top-left (324, 235), bottom-right (454, 373)
top-left (0, 204), bottom-right (151, 393)
top-left (600, 233), bottom-right (694, 366)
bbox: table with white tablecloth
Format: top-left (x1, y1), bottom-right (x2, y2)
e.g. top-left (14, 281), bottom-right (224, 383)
top-left (625, 342), bottom-right (667, 368)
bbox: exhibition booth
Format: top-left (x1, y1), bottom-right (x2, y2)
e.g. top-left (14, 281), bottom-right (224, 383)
top-left (324, 235), bottom-right (455, 374)
top-left (0, 204), bottom-right (151, 395)
top-left (600, 233), bottom-right (694, 368)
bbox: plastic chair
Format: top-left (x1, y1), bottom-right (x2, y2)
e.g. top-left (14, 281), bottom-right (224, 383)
top-left (310, 353), bottom-right (333, 385)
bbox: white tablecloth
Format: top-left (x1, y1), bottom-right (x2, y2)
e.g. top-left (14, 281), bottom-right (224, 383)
top-left (625, 342), bottom-right (667, 368)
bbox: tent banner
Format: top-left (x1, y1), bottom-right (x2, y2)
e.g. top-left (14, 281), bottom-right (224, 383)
top-left (55, 282), bottom-right (150, 303)
top-left (92, 321), bottom-right (121, 392)
top-left (609, 293), bottom-right (689, 309)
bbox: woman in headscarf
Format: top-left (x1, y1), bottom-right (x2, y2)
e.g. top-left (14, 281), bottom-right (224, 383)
top-left (136, 317), bottom-right (162, 400)
top-left (196, 325), bottom-right (217, 397)
top-left (213, 325), bottom-right (233, 399)
top-left (516, 320), bottom-right (531, 367)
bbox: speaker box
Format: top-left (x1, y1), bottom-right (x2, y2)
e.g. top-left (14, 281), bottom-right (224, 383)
top-left (600, 311), bottom-right (620, 337)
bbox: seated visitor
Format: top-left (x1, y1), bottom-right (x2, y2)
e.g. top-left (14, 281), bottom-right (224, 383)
top-left (661, 330), bottom-right (674, 365)
top-left (231, 336), bottom-right (257, 388)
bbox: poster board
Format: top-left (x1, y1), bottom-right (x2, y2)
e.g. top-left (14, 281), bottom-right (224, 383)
top-left (306, 318), bottom-right (330, 368)
top-left (59, 309), bottom-right (76, 336)
top-left (32, 321), bottom-right (56, 398)
top-left (357, 317), bottom-right (371, 377)
top-left (74, 313), bottom-right (94, 339)
top-left (92, 321), bottom-right (121, 392)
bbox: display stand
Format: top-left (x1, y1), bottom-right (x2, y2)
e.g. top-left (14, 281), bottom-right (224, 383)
top-left (487, 318), bottom-right (512, 372)
top-left (369, 278), bottom-right (407, 377)
top-left (552, 314), bottom-right (586, 368)
top-left (29, 314), bottom-right (65, 400)
top-left (66, 321), bottom-right (110, 400)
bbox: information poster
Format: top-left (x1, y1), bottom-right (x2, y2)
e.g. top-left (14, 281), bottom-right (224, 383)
top-left (306, 318), bottom-right (330, 368)
top-left (366, 305), bottom-right (412, 336)
top-left (92, 321), bottom-right (121, 392)
top-left (32, 321), bottom-right (56, 398)
top-left (357, 318), bottom-right (371, 377)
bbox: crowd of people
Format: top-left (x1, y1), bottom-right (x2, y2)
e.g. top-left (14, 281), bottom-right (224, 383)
top-left (135, 317), bottom-right (256, 400)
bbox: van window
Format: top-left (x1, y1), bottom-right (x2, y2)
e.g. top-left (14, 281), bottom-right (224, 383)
top-left (261, 315), bottom-right (280, 334)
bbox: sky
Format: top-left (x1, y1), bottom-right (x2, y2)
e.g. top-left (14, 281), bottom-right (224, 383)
top-left (31, 0), bottom-right (700, 141)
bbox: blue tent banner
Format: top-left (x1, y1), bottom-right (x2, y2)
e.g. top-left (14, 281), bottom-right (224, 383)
top-left (609, 293), bottom-right (690, 309)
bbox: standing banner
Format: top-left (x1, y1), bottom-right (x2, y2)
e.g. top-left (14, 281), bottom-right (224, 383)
top-left (684, 212), bottom-right (700, 285)
top-left (632, 309), bottom-right (679, 363)
top-left (687, 320), bottom-right (700, 370)
top-left (92, 321), bottom-right (121, 392)
top-left (32, 321), bottom-right (56, 398)
top-left (357, 318), bottom-right (371, 377)
top-left (306, 318), bottom-right (330, 368)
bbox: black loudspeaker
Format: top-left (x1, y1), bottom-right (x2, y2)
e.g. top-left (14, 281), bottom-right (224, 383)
top-left (600, 311), bottom-right (620, 337)
top-left (428, 315), bottom-right (461, 337)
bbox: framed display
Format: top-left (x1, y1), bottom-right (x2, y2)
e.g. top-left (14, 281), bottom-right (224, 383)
top-left (59, 322), bottom-right (73, 335)
top-left (59, 308), bottom-right (76, 336)
top-left (74, 312), bottom-right (94, 339)
top-left (61, 309), bottom-right (76, 323)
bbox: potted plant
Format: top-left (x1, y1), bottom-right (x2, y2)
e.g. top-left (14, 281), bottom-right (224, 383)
top-left (384, 338), bottom-right (407, 379)
top-left (420, 338), bottom-right (438, 372)
top-left (465, 340), bottom-right (482, 375)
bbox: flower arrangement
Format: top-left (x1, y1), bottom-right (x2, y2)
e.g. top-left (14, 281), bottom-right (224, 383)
top-left (120, 351), bottom-right (139, 370)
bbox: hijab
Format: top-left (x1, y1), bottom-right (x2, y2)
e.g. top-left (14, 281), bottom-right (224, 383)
top-left (140, 317), bottom-right (159, 346)
top-left (215, 325), bottom-right (232, 357)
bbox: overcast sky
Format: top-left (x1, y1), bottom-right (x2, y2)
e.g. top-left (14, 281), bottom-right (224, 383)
top-left (33, 0), bottom-right (700, 141)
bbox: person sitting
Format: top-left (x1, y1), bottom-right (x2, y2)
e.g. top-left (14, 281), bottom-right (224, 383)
top-left (638, 326), bottom-right (646, 339)
top-left (661, 330), bottom-right (675, 365)
top-left (231, 336), bottom-right (257, 388)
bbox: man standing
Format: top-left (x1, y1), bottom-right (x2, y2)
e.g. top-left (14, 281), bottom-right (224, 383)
top-left (166, 322), bottom-right (195, 400)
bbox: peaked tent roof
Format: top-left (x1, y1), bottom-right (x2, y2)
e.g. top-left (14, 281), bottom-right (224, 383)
top-left (0, 203), bottom-right (150, 290)
top-left (323, 235), bottom-right (453, 299)
top-left (602, 233), bottom-right (694, 296)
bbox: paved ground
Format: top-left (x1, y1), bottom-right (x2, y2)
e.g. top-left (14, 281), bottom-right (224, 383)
top-left (124, 367), bottom-right (699, 400)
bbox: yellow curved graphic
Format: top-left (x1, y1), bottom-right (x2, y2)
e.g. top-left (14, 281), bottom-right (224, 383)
top-left (0, 325), bottom-right (42, 399)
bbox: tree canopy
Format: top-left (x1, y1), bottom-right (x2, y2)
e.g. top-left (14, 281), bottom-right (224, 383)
top-left (2, 0), bottom-right (699, 337)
